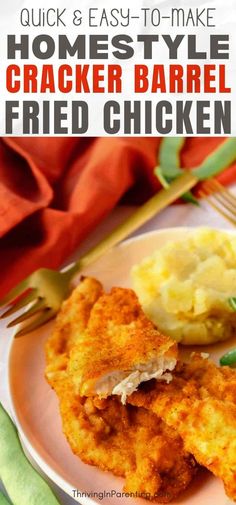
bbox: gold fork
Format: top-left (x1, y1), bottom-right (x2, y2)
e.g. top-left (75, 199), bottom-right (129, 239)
top-left (199, 179), bottom-right (236, 226)
top-left (0, 171), bottom-right (198, 336)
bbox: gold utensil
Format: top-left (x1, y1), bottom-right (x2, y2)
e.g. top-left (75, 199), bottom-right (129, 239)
top-left (199, 179), bottom-right (236, 226)
top-left (0, 171), bottom-right (198, 336)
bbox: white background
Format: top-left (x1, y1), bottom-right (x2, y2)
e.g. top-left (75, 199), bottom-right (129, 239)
top-left (0, 0), bottom-right (236, 135)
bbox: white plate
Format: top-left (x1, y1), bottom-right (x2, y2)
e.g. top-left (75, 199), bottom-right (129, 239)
top-left (7, 227), bottom-right (236, 505)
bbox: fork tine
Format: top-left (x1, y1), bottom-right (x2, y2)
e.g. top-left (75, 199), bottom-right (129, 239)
top-left (0, 280), bottom-right (29, 308)
top-left (205, 179), bottom-right (236, 205)
top-left (0, 289), bottom-right (38, 319)
top-left (199, 189), bottom-right (236, 226)
top-left (203, 186), bottom-right (236, 217)
top-left (7, 298), bottom-right (46, 327)
top-left (15, 309), bottom-right (55, 337)
top-left (203, 181), bottom-right (236, 215)
top-left (212, 195), bottom-right (236, 217)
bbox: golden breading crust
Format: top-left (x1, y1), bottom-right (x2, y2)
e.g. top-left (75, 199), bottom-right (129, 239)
top-left (52, 374), bottom-right (197, 503)
top-left (45, 277), bottom-right (197, 503)
top-left (45, 277), bottom-right (104, 379)
top-left (129, 354), bottom-right (236, 502)
top-left (67, 286), bottom-right (177, 397)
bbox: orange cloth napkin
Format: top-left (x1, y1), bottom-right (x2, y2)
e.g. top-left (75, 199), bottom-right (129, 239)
top-left (0, 137), bottom-right (235, 298)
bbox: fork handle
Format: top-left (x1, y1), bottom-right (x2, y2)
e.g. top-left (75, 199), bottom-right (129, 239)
top-left (63, 171), bottom-right (197, 278)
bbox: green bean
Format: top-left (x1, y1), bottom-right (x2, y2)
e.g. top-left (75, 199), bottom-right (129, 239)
top-left (153, 167), bottom-right (169, 189)
top-left (220, 348), bottom-right (236, 367)
top-left (180, 191), bottom-right (199, 205)
top-left (155, 137), bottom-right (236, 205)
top-left (0, 403), bottom-right (61, 505)
top-left (159, 138), bottom-right (185, 178)
top-left (0, 490), bottom-right (11, 505)
top-left (193, 138), bottom-right (236, 180)
top-left (156, 138), bottom-right (198, 204)
top-left (219, 297), bottom-right (236, 366)
top-left (228, 297), bottom-right (236, 311)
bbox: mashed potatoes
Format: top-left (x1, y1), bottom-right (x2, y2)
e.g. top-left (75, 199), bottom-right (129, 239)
top-left (132, 229), bottom-right (236, 345)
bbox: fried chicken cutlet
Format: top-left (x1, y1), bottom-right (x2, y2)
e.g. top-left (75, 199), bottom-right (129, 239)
top-left (45, 276), bottom-right (104, 381)
top-left (129, 354), bottom-right (236, 501)
top-left (45, 277), bottom-right (198, 502)
top-left (66, 283), bottom-right (177, 403)
top-left (52, 375), bottom-right (197, 502)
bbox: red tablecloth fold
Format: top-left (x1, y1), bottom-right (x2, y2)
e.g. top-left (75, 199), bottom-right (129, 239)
top-left (0, 137), bottom-right (235, 297)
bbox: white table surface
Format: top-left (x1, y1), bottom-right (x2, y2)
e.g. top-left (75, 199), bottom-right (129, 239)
top-left (0, 184), bottom-right (236, 504)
